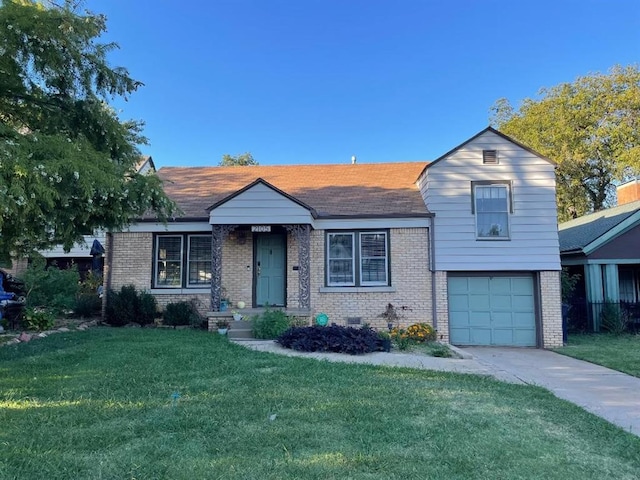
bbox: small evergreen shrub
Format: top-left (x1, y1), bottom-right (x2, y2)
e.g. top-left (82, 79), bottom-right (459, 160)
top-left (74, 293), bottom-right (101, 318)
top-left (105, 285), bottom-right (157, 326)
top-left (252, 307), bottom-right (291, 339)
top-left (138, 291), bottom-right (158, 326)
top-left (22, 307), bottom-right (56, 331)
top-left (276, 324), bottom-right (384, 355)
top-left (163, 301), bottom-right (201, 327)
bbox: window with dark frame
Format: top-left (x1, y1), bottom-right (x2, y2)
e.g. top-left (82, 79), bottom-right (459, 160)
top-left (473, 183), bottom-right (510, 239)
top-left (154, 234), bottom-right (211, 288)
top-left (327, 230), bottom-right (389, 287)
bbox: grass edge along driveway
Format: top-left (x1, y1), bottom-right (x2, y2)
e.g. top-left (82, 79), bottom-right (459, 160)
top-left (1, 328), bottom-right (639, 480)
top-left (555, 333), bottom-right (640, 378)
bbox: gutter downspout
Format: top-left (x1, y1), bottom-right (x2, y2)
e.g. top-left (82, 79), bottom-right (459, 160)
top-left (101, 231), bottom-right (114, 323)
top-left (429, 215), bottom-right (438, 333)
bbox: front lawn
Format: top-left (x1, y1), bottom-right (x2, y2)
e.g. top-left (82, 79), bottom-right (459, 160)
top-left (1, 329), bottom-right (639, 479)
top-left (555, 333), bottom-right (640, 377)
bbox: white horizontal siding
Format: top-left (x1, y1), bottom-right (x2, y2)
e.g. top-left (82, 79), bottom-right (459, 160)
top-left (421, 130), bottom-right (560, 271)
top-left (40, 232), bottom-right (106, 258)
top-left (209, 183), bottom-right (314, 225)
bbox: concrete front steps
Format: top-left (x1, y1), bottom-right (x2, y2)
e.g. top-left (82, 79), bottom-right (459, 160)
top-left (207, 308), bottom-right (313, 341)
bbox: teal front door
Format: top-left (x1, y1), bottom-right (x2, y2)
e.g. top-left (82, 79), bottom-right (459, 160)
top-left (448, 275), bottom-right (536, 346)
top-left (255, 234), bottom-right (286, 306)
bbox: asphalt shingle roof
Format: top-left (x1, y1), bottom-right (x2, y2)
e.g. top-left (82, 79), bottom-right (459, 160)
top-left (558, 200), bottom-right (640, 253)
top-left (155, 162), bottom-right (430, 219)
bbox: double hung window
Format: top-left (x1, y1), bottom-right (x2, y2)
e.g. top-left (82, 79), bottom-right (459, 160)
top-left (155, 234), bottom-right (211, 287)
top-left (327, 231), bottom-right (389, 286)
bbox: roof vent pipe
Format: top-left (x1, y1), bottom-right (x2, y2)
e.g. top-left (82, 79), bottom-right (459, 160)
top-left (351, 155), bottom-right (357, 164)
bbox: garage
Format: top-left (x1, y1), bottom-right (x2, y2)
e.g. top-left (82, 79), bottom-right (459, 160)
top-left (448, 275), bottom-right (537, 346)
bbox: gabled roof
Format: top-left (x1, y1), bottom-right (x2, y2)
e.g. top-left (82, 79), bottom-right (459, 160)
top-left (207, 178), bottom-right (318, 217)
top-left (416, 126), bottom-right (555, 180)
top-left (558, 200), bottom-right (640, 254)
top-left (155, 162), bottom-right (431, 220)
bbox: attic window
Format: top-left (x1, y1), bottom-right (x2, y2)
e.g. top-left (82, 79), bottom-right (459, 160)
top-left (483, 150), bottom-right (498, 165)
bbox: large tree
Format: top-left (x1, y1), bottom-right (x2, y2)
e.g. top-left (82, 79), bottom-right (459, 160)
top-left (491, 65), bottom-right (640, 222)
top-left (0, 0), bottom-right (174, 262)
top-left (220, 152), bottom-right (258, 166)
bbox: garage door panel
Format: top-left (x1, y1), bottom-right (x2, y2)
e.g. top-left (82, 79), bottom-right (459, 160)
top-left (449, 294), bottom-right (469, 310)
top-left (469, 295), bottom-right (490, 310)
top-left (470, 328), bottom-right (492, 345)
top-left (514, 329), bottom-right (536, 346)
top-left (469, 312), bottom-right (491, 327)
top-left (491, 295), bottom-right (512, 310)
top-left (492, 312), bottom-right (514, 326)
top-left (468, 277), bottom-right (490, 292)
top-left (512, 277), bottom-right (534, 293)
top-left (448, 275), bottom-right (536, 347)
top-left (448, 277), bottom-right (470, 294)
top-left (450, 328), bottom-right (470, 344)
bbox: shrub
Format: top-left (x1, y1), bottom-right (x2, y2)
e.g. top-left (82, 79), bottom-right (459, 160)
top-left (138, 291), bottom-right (158, 326)
top-left (405, 323), bottom-right (437, 342)
top-left (22, 307), bottom-right (56, 331)
top-left (105, 285), bottom-right (158, 326)
top-left (276, 324), bottom-right (384, 355)
top-left (601, 302), bottom-right (629, 335)
top-left (74, 293), bottom-right (102, 318)
top-left (163, 301), bottom-right (201, 327)
top-left (252, 307), bottom-right (291, 339)
top-left (23, 256), bottom-right (80, 313)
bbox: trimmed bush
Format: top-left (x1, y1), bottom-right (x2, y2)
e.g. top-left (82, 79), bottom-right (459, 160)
top-left (163, 301), bottom-right (201, 328)
top-left (276, 324), bottom-right (384, 355)
top-left (105, 285), bottom-right (157, 327)
top-left (251, 307), bottom-right (291, 339)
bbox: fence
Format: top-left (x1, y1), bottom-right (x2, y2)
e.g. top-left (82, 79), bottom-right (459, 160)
top-left (565, 300), bottom-right (640, 333)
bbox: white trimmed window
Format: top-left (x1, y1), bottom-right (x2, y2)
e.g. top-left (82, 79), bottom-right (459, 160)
top-left (473, 182), bottom-right (511, 239)
top-left (327, 231), bottom-right (389, 286)
top-left (155, 234), bottom-right (211, 287)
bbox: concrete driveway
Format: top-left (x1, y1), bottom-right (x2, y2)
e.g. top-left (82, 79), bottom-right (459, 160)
top-left (463, 347), bottom-right (640, 436)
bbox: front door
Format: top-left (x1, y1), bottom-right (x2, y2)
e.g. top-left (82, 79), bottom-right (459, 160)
top-left (255, 234), bottom-right (286, 306)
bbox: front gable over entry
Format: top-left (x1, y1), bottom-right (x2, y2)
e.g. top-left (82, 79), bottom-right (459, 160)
top-left (208, 178), bottom-right (316, 226)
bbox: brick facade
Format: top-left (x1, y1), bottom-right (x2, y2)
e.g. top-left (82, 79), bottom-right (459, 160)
top-left (540, 270), bottom-right (563, 348)
top-left (433, 270), bottom-right (449, 343)
top-left (309, 227), bottom-right (432, 329)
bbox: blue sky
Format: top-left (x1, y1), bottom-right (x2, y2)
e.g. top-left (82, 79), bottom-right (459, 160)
top-left (87, 0), bottom-right (639, 168)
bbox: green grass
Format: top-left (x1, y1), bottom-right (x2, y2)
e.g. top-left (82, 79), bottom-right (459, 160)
top-left (1, 329), bottom-right (639, 479)
top-left (555, 333), bottom-right (640, 377)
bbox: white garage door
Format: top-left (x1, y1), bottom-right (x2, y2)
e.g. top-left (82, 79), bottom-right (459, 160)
top-left (448, 275), bottom-right (536, 346)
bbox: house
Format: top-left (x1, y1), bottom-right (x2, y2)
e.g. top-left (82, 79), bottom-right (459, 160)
top-left (559, 179), bottom-right (640, 331)
top-left (106, 127), bottom-right (563, 347)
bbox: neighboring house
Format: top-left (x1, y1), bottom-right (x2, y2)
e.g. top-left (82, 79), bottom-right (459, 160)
top-left (37, 156), bottom-right (156, 277)
top-left (559, 179), bottom-right (640, 330)
top-left (106, 127), bottom-right (562, 347)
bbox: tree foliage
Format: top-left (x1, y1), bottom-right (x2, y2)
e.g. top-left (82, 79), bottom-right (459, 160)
top-left (219, 152), bottom-right (258, 166)
top-left (0, 0), bottom-right (174, 262)
top-left (491, 65), bottom-right (640, 221)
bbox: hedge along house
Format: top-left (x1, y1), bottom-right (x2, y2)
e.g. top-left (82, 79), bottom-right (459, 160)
top-left (105, 127), bottom-right (563, 347)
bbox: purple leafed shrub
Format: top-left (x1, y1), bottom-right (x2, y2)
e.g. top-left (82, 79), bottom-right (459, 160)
top-left (276, 324), bottom-right (384, 355)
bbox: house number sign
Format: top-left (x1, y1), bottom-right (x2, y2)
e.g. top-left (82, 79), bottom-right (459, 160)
top-left (251, 225), bottom-right (271, 232)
